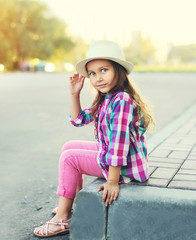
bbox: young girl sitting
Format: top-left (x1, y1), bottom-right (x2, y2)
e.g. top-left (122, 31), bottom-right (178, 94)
top-left (34, 40), bottom-right (154, 237)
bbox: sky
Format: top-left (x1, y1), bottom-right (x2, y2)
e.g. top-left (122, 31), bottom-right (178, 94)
top-left (42, 0), bottom-right (196, 47)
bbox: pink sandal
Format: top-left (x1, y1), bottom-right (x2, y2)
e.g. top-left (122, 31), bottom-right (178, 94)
top-left (34, 218), bottom-right (71, 237)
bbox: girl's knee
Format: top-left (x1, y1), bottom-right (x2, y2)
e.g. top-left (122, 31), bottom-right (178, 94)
top-left (61, 141), bottom-right (76, 152)
top-left (62, 140), bottom-right (79, 152)
top-left (59, 150), bottom-right (73, 164)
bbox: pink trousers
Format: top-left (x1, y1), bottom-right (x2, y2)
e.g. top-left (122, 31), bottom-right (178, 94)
top-left (56, 140), bottom-right (104, 199)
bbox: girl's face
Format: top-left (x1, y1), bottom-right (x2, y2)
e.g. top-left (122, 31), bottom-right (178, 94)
top-left (86, 59), bottom-right (117, 94)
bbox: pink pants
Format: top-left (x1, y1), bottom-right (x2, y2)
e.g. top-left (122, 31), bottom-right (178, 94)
top-left (56, 140), bottom-right (104, 199)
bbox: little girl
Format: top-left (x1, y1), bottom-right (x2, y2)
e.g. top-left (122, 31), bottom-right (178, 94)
top-left (34, 40), bottom-right (154, 237)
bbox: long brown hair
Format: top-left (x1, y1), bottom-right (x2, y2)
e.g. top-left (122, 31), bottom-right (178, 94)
top-left (89, 60), bottom-right (155, 131)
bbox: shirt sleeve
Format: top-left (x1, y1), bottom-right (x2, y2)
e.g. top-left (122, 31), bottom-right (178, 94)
top-left (105, 99), bottom-right (134, 166)
top-left (69, 105), bottom-right (93, 127)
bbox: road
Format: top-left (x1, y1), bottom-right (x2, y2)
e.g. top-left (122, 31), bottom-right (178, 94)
top-left (0, 72), bottom-right (196, 239)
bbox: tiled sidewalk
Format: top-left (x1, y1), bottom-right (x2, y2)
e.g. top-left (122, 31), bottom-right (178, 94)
top-left (145, 113), bottom-right (196, 190)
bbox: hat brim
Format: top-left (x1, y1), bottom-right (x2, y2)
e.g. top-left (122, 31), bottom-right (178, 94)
top-left (75, 57), bottom-right (134, 78)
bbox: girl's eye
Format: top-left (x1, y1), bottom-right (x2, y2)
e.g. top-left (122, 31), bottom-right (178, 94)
top-left (89, 72), bottom-right (95, 76)
top-left (101, 68), bottom-right (108, 73)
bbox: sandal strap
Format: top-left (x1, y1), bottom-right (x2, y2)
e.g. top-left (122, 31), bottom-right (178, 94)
top-left (50, 219), bottom-right (71, 230)
top-left (39, 218), bottom-right (71, 235)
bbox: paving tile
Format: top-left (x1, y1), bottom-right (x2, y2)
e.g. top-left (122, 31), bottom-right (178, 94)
top-left (157, 145), bottom-right (192, 151)
top-left (150, 168), bottom-right (177, 179)
top-left (148, 178), bottom-right (169, 187)
top-left (178, 169), bottom-right (196, 175)
top-left (181, 160), bottom-right (196, 170)
top-left (149, 149), bottom-right (171, 158)
top-left (159, 143), bottom-right (180, 147)
top-left (179, 138), bottom-right (196, 145)
top-left (149, 161), bottom-right (180, 169)
top-left (173, 174), bottom-right (196, 181)
top-left (168, 151), bottom-right (189, 159)
top-left (149, 156), bottom-right (184, 163)
top-left (175, 129), bottom-right (190, 135)
top-left (149, 166), bottom-right (157, 175)
top-left (192, 146), bottom-right (196, 153)
top-left (187, 154), bottom-right (196, 160)
top-left (164, 138), bottom-right (182, 144)
top-left (133, 178), bottom-right (169, 187)
top-left (168, 180), bottom-right (196, 190)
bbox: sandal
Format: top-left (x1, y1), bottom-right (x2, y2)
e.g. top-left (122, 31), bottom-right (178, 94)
top-left (34, 218), bottom-right (71, 237)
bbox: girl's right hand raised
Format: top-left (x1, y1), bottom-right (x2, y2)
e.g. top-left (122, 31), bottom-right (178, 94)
top-left (69, 74), bottom-right (85, 96)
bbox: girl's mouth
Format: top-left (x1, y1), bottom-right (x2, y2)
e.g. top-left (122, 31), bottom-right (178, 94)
top-left (98, 84), bottom-right (107, 88)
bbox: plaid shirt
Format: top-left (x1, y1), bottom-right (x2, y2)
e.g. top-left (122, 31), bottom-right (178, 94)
top-left (70, 91), bottom-right (149, 183)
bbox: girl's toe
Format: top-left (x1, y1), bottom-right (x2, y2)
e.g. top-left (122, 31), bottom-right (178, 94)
top-left (34, 226), bottom-right (41, 234)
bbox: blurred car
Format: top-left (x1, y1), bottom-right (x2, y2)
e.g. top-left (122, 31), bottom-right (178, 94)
top-left (34, 61), bottom-right (46, 72)
top-left (34, 61), bottom-right (56, 72)
top-left (19, 61), bottom-right (31, 71)
top-left (61, 62), bottom-right (75, 72)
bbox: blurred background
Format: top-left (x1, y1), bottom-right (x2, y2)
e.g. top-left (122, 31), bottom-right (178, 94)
top-left (0, 0), bottom-right (196, 72)
top-left (0, 1), bottom-right (196, 239)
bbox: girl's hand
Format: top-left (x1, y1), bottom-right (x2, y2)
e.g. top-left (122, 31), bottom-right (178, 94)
top-left (69, 74), bottom-right (85, 96)
top-left (97, 181), bottom-right (120, 207)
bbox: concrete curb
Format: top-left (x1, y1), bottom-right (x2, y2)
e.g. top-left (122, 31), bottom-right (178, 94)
top-left (107, 184), bottom-right (196, 240)
top-left (70, 179), bottom-right (107, 240)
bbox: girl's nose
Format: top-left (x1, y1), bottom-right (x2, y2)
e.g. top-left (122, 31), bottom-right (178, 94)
top-left (97, 74), bottom-right (103, 81)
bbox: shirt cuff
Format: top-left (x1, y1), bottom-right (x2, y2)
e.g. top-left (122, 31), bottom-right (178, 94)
top-left (69, 112), bottom-right (84, 127)
top-left (106, 155), bottom-right (127, 166)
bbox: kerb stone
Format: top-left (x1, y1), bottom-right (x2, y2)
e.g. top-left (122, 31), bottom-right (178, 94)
top-left (70, 179), bottom-right (106, 240)
top-left (107, 184), bottom-right (196, 240)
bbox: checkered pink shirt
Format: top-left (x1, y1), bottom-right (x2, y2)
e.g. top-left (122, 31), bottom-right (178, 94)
top-left (70, 91), bottom-right (149, 183)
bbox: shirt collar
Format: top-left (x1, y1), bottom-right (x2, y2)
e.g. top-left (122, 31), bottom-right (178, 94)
top-left (105, 90), bottom-right (119, 100)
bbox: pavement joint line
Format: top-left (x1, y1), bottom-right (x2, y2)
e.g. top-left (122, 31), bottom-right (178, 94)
top-left (166, 141), bottom-right (196, 188)
top-left (149, 167), bottom-right (158, 176)
top-left (148, 101), bottom-right (196, 153)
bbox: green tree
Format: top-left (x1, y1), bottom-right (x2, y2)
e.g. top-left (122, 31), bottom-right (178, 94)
top-left (0, 0), bottom-right (75, 70)
top-left (168, 44), bottom-right (196, 64)
top-left (124, 32), bottom-right (156, 65)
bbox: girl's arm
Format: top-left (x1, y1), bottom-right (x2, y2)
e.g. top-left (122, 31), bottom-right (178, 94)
top-left (98, 166), bottom-right (121, 207)
top-left (69, 74), bottom-right (85, 120)
top-left (70, 94), bottom-right (82, 120)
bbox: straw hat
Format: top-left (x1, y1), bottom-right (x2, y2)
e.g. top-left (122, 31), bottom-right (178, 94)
top-left (75, 40), bottom-right (134, 77)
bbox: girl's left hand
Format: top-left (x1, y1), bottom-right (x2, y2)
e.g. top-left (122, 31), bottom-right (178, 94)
top-left (97, 181), bottom-right (120, 207)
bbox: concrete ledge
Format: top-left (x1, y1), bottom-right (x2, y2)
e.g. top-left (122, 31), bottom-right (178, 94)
top-left (70, 179), bottom-right (196, 240)
top-left (107, 184), bottom-right (196, 240)
top-left (70, 179), bottom-right (107, 240)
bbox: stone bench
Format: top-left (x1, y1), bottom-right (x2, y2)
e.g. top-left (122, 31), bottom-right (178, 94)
top-left (70, 107), bottom-right (196, 240)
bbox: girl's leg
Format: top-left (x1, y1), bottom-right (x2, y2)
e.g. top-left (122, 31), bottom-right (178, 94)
top-left (57, 147), bottom-right (103, 200)
top-left (34, 142), bottom-right (103, 236)
top-left (56, 146), bottom-right (103, 219)
top-left (61, 140), bottom-right (99, 152)
top-left (52, 141), bottom-right (99, 215)
top-left (61, 140), bottom-right (99, 190)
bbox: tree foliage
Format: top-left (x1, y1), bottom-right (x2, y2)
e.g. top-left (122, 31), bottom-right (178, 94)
top-left (168, 44), bottom-right (196, 64)
top-left (0, 0), bottom-right (75, 69)
top-left (124, 32), bottom-right (156, 65)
